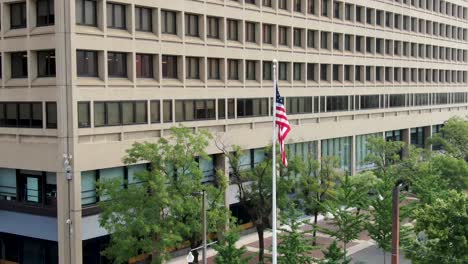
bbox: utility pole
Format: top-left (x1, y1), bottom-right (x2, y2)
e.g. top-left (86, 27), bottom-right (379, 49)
top-left (391, 183), bottom-right (402, 264)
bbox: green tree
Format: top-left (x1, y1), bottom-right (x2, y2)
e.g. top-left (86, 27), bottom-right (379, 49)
top-left (320, 240), bottom-right (349, 264)
top-left (405, 190), bottom-right (468, 264)
top-left (297, 156), bottom-right (340, 245)
top-left (430, 154), bottom-right (468, 191)
top-left (223, 145), bottom-right (294, 263)
top-left (364, 137), bottom-right (405, 178)
top-left (213, 229), bottom-right (251, 264)
top-left (277, 206), bottom-right (318, 264)
top-left (98, 127), bottom-right (229, 263)
top-left (317, 173), bottom-right (368, 263)
top-left (428, 117), bottom-right (468, 160)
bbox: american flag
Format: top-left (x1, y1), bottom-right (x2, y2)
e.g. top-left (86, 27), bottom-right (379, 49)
top-left (275, 84), bottom-right (291, 167)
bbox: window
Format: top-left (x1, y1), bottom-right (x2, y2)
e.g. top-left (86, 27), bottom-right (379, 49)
top-left (94, 101), bottom-right (147, 127)
top-left (278, 26), bottom-right (288, 46)
top-left (10, 2), bottom-right (27, 29)
top-left (344, 65), bottom-right (351, 81)
top-left (293, 28), bottom-right (302, 47)
top-left (263, 0), bottom-right (272, 7)
top-left (227, 19), bottom-right (239, 41)
top-left (207, 58), bottom-right (220, 80)
top-left (307, 30), bottom-right (316, 48)
top-left (307, 63), bottom-right (316, 81)
top-left (320, 64), bottom-right (328, 81)
top-left (345, 3), bottom-right (352, 20)
top-left (11, 52), bottom-right (28, 78)
top-left (107, 52), bottom-right (127, 77)
top-left (286, 97), bottom-right (313, 114)
top-left (245, 22), bottom-right (256, 43)
top-left (78, 102), bottom-right (90, 128)
top-left (389, 94), bottom-right (405, 107)
top-left (161, 10), bottom-right (177, 34)
top-left (332, 64), bottom-right (340, 81)
top-left (344, 35), bottom-right (351, 51)
top-left (162, 55), bottom-right (178, 78)
top-left (293, 63), bottom-right (302, 81)
top-left (0, 102), bottom-right (42, 128)
top-left (175, 99), bottom-right (216, 121)
top-left (262, 24), bottom-right (272, 44)
top-left (106, 3), bottom-right (126, 29)
top-left (355, 36), bottom-right (363, 52)
top-left (279, 0), bottom-right (288, 10)
top-left (185, 14), bottom-right (199, 37)
top-left (135, 6), bottom-right (152, 32)
top-left (333, 33), bottom-right (340, 50)
top-left (237, 98), bottom-right (268, 117)
top-left (295, 0), bottom-right (302, 12)
top-left (321, 137), bottom-right (352, 170)
top-left (76, 0), bottom-right (97, 26)
top-left (359, 95), bottom-right (379, 109)
top-left (246, 60), bottom-right (256, 80)
top-left (136, 54), bottom-right (153, 78)
top-left (356, 6), bottom-right (364, 22)
top-left (321, 31), bottom-right (329, 49)
top-left (186, 57), bottom-right (200, 79)
top-left (46, 102), bottom-right (57, 129)
top-left (37, 50), bottom-right (56, 77)
top-left (163, 100), bottom-right (172, 122)
top-left (263, 61), bottom-right (272, 80)
top-left (308, 0), bottom-right (316, 14)
top-left (333, 1), bottom-right (341, 19)
top-left (279, 62), bottom-right (288, 80)
top-left (355, 65), bottom-right (362, 81)
top-left (326, 96), bottom-right (348, 112)
top-left (321, 0), bottom-right (329, 16)
top-left (0, 168), bottom-right (17, 200)
top-left (77, 50), bottom-right (98, 77)
top-left (207, 16), bottom-right (220, 39)
top-left (37, 0), bottom-right (55, 26)
top-left (81, 171), bottom-right (97, 205)
top-left (228, 59), bottom-right (239, 80)
top-left (150, 100), bottom-right (160, 123)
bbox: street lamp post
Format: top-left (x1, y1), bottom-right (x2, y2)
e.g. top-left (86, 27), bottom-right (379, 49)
top-left (187, 190), bottom-right (207, 264)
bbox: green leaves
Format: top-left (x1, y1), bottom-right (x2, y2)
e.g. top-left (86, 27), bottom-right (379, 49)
top-left (98, 126), bottom-right (229, 263)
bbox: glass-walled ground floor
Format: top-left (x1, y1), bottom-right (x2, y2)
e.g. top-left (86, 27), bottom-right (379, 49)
top-left (0, 233), bottom-right (58, 264)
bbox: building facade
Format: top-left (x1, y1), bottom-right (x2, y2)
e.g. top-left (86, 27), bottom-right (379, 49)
top-left (0, 0), bottom-right (467, 263)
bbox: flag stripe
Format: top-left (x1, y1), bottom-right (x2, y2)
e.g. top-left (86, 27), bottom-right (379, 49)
top-left (275, 84), bottom-right (291, 167)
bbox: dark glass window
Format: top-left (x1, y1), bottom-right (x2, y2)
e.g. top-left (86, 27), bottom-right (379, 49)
top-left (286, 97), bottom-right (313, 114)
top-left (186, 57), bottom-right (200, 79)
top-left (78, 102), bottom-right (90, 128)
top-left (107, 3), bottom-right (126, 29)
top-left (107, 52), bottom-right (127, 77)
top-left (37, 50), bottom-right (56, 77)
top-left (185, 14), bottom-right (199, 37)
top-left (263, 24), bottom-right (272, 44)
top-left (10, 2), bottom-right (27, 29)
top-left (76, 50), bottom-right (98, 77)
top-left (163, 100), bottom-right (172, 123)
top-left (326, 96), bottom-right (348, 112)
top-left (11, 52), bottom-right (28, 78)
top-left (94, 101), bottom-right (147, 127)
top-left (136, 54), bottom-right (153, 78)
top-left (236, 98), bottom-right (268, 117)
top-left (321, 0), bottom-right (329, 16)
top-left (207, 58), bottom-right (220, 80)
top-left (278, 62), bottom-right (288, 80)
top-left (228, 59), bottom-right (239, 80)
top-left (150, 100), bottom-right (160, 123)
top-left (175, 99), bottom-right (216, 121)
top-left (246, 60), bottom-right (256, 80)
top-left (263, 61), bottom-right (272, 80)
top-left (245, 22), bottom-right (256, 43)
top-left (15, 102), bottom-right (43, 128)
top-left (360, 95), bottom-right (379, 109)
top-left (46, 102), bottom-right (57, 129)
top-left (218, 99), bottom-right (226, 119)
top-left (293, 28), bottom-right (302, 47)
top-left (227, 19), bottom-right (239, 41)
top-left (320, 64), bottom-right (328, 81)
top-left (76, 0), bottom-right (97, 26)
top-left (162, 55), bottom-right (178, 79)
top-left (307, 63), bottom-right (316, 81)
top-left (278, 26), bottom-right (289, 46)
top-left (135, 6), bottom-right (152, 32)
top-left (161, 10), bottom-right (177, 34)
top-left (37, 0), bottom-right (55, 26)
top-left (207, 16), bottom-right (220, 39)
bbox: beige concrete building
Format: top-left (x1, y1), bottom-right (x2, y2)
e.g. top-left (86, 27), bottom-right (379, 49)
top-left (0, 0), bottom-right (467, 263)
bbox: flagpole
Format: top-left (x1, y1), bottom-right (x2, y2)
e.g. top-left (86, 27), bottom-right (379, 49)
top-left (272, 59), bottom-right (278, 264)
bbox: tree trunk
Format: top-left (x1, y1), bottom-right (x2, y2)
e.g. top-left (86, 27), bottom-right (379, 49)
top-left (312, 212), bottom-right (318, 246)
top-left (257, 225), bottom-right (265, 263)
top-left (343, 242), bottom-right (348, 264)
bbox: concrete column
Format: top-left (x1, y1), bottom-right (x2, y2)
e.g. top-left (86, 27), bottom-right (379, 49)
top-left (402, 128), bottom-right (411, 157)
top-left (424, 125), bottom-right (432, 150)
top-left (55, 0), bottom-right (82, 262)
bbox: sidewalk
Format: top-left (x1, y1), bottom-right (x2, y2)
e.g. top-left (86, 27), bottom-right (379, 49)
top-left (166, 214), bottom-right (382, 264)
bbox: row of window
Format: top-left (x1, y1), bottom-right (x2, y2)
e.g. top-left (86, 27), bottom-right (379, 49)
top-left (74, 1), bottom-right (467, 44)
top-left (4, 0), bottom-right (54, 30)
top-left (0, 102), bottom-right (57, 129)
top-left (75, 50), bottom-right (468, 84)
top-left (0, 50), bottom-right (55, 80)
top-left (76, 93), bottom-right (467, 128)
top-left (240, 0), bottom-right (468, 21)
